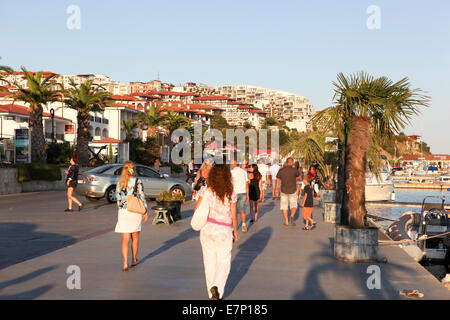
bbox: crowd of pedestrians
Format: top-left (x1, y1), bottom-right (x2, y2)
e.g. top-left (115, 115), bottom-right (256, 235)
top-left (110, 156), bottom-right (320, 299)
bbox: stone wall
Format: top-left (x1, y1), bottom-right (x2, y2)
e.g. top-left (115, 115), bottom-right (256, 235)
top-left (0, 168), bottom-right (68, 195)
top-left (0, 168), bottom-right (22, 195)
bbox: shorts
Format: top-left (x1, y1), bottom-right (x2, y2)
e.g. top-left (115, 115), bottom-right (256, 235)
top-left (280, 192), bottom-right (298, 211)
top-left (236, 193), bottom-right (247, 213)
top-left (67, 180), bottom-right (78, 188)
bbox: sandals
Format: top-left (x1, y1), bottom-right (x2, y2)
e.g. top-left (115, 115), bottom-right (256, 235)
top-left (302, 226), bottom-right (311, 230)
top-left (131, 259), bottom-right (139, 267)
top-left (399, 289), bottom-right (424, 298)
top-left (122, 266), bottom-right (129, 272)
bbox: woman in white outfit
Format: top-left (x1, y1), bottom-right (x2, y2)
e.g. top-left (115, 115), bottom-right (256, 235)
top-left (195, 164), bottom-right (238, 300)
top-left (115, 161), bottom-right (148, 271)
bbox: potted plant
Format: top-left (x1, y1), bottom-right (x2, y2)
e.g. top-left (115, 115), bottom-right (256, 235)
top-left (156, 190), bottom-right (186, 221)
top-left (318, 72), bottom-right (429, 262)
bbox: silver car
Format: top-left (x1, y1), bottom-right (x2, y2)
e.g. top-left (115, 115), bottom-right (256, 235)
top-left (76, 164), bottom-right (192, 203)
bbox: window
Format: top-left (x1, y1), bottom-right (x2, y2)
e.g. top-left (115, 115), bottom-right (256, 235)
top-left (136, 166), bottom-right (160, 178)
top-left (114, 167), bottom-right (123, 176)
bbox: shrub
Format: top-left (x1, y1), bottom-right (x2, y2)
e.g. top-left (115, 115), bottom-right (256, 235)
top-left (169, 163), bottom-right (184, 173)
top-left (14, 163), bottom-right (62, 182)
top-left (47, 142), bottom-right (73, 165)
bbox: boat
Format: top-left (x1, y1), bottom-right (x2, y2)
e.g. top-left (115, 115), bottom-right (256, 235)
top-left (365, 155), bottom-right (395, 201)
top-left (438, 175), bottom-right (450, 184)
top-left (386, 196), bottom-right (450, 262)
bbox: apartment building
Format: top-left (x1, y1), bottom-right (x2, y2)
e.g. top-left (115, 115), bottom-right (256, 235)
top-left (216, 85), bottom-right (315, 122)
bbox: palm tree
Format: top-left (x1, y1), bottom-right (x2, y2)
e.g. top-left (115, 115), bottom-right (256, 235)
top-left (281, 132), bottom-right (337, 190)
top-left (64, 79), bottom-right (113, 165)
top-left (163, 110), bottom-right (192, 138)
top-left (135, 104), bottom-right (166, 139)
top-left (0, 59), bottom-right (13, 89)
top-left (121, 118), bottom-right (138, 141)
top-left (313, 71), bottom-right (430, 228)
top-left (11, 67), bottom-right (62, 162)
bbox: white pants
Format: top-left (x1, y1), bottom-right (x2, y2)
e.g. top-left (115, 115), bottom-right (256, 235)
top-left (200, 231), bottom-right (233, 299)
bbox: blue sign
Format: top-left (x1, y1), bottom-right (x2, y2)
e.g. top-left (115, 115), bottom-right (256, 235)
top-left (15, 129), bottom-right (30, 163)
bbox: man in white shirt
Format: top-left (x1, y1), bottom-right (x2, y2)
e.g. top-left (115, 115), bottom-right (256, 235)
top-left (270, 161), bottom-right (281, 200)
top-left (257, 159), bottom-right (269, 202)
top-left (230, 160), bottom-right (249, 233)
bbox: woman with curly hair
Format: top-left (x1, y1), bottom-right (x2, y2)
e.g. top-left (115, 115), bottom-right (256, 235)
top-left (194, 164), bottom-right (238, 300)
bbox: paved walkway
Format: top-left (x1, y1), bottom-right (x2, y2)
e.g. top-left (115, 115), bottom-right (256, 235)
top-left (0, 192), bottom-right (449, 300)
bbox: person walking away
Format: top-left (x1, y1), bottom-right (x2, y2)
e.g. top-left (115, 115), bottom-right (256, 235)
top-left (193, 160), bottom-right (213, 200)
top-left (115, 161), bottom-right (149, 271)
top-left (194, 164), bottom-right (238, 300)
top-left (270, 161), bottom-right (280, 200)
top-left (186, 159), bottom-right (194, 183)
top-left (266, 163), bottom-right (272, 189)
top-left (248, 164), bottom-right (263, 223)
top-left (257, 159), bottom-right (269, 203)
top-left (230, 160), bottom-right (249, 233)
top-left (64, 154), bottom-right (83, 212)
top-left (154, 158), bottom-right (161, 173)
top-left (301, 175), bottom-right (316, 230)
top-left (275, 157), bottom-right (300, 226)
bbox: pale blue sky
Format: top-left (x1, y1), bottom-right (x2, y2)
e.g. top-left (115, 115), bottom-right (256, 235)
top-left (1, 0), bottom-right (449, 153)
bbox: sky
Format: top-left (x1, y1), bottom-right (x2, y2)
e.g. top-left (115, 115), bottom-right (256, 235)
top-left (0, 0), bottom-right (449, 153)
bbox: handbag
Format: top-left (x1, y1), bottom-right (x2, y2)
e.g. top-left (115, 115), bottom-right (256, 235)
top-left (191, 191), bottom-right (209, 231)
top-left (126, 179), bottom-right (147, 215)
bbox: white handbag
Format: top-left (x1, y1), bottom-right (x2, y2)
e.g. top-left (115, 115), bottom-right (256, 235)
top-left (191, 196), bottom-right (209, 231)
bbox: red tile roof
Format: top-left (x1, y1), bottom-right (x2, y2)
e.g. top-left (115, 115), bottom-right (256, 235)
top-left (92, 137), bottom-right (123, 144)
top-left (0, 104), bottom-right (72, 121)
top-left (111, 95), bottom-right (139, 101)
top-left (399, 154), bottom-right (450, 161)
top-left (249, 110), bottom-right (267, 114)
top-left (147, 90), bottom-right (198, 97)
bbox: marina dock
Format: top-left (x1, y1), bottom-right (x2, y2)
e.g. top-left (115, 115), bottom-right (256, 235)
top-left (367, 200), bottom-right (450, 209)
top-left (394, 183), bottom-right (450, 190)
top-left (0, 191), bottom-right (448, 300)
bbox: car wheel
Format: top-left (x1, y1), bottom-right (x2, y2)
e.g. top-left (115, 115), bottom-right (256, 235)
top-left (170, 186), bottom-right (185, 197)
top-left (106, 185), bottom-right (117, 203)
top-left (85, 196), bottom-right (100, 202)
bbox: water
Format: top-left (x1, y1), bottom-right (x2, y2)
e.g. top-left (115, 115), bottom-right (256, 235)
top-left (367, 188), bottom-right (450, 281)
top-left (367, 189), bottom-right (450, 229)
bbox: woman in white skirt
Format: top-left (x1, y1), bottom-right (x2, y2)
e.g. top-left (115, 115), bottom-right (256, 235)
top-left (115, 161), bottom-right (148, 271)
top-left (195, 164), bottom-right (238, 300)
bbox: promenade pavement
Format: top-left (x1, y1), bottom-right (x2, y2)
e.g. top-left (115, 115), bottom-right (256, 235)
top-left (0, 190), bottom-right (449, 300)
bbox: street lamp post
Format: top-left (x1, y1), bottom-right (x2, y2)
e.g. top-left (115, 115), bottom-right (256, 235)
top-left (50, 108), bottom-right (55, 141)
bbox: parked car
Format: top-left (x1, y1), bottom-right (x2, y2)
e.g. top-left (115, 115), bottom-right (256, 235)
top-left (76, 164), bottom-right (192, 203)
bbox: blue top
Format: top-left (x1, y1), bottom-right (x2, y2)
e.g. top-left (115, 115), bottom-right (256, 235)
top-left (115, 177), bottom-right (148, 210)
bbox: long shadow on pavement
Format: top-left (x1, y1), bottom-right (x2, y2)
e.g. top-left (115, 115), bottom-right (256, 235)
top-left (224, 226), bottom-right (273, 298)
top-left (139, 228), bottom-right (198, 264)
top-left (0, 223), bottom-right (76, 270)
top-left (292, 239), bottom-right (418, 300)
top-left (0, 265), bottom-right (57, 300)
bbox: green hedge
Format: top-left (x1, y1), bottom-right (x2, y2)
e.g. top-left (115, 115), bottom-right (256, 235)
top-left (14, 163), bottom-right (62, 182)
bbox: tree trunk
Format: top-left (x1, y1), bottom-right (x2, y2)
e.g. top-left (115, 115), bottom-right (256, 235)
top-left (77, 111), bottom-right (91, 166)
top-left (29, 103), bottom-right (47, 163)
top-left (337, 125), bottom-right (349, 225)
top-left (346, 116), bottom-right (372, 229)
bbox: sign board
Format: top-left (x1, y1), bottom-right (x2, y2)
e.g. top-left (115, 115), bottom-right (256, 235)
top-left (14, 129), bottom-right (30, 163)
top-left (65, 124), bottom-right (74, 134)
top-left (160, 145), bottom-right (170, 163)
